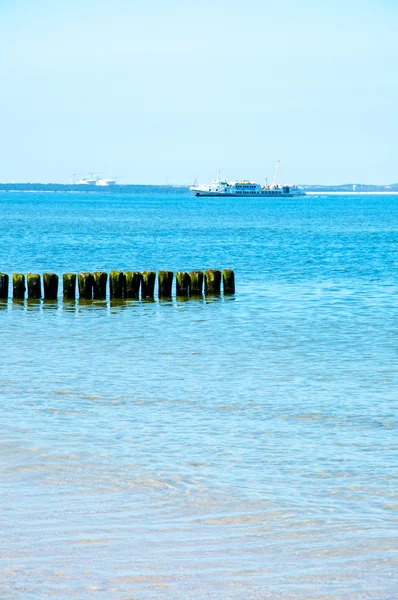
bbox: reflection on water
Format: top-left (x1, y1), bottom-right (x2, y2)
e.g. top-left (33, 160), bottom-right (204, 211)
top-left (0, 295), bottom-right (228, 314)
top-left (0, 191), bottom-right (398, 598)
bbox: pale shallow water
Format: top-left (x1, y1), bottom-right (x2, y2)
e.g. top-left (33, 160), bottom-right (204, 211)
top-left (0, 191), bottom-right (398, 599)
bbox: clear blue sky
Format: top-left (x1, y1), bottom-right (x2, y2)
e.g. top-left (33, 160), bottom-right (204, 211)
top-left (1, 0), bottom-right (397, 184)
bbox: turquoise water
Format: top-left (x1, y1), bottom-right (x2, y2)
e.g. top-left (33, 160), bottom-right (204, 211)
top-left (1, 191), bottom-right (397, 599)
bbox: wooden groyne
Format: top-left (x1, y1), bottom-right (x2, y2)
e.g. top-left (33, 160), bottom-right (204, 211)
top-left (0, 269), bottom-right (235, 301)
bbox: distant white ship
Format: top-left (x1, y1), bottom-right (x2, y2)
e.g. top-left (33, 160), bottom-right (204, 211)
top-left (190, 162), bottom-right (305, 197)
top-left (76, 177), bottom-right (97, 185)
top-left (75, 176), bottom-right (116, 186)
top-left (95, 178), bottom-right (116, 187)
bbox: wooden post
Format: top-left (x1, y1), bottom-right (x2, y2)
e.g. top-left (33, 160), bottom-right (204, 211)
top-left (12, 273), bottom-right (26, 299)
top-left (0, 273), bottom-right (9, 300)
top-left (158, 270), bottom-right (173, 299)
top-left (124, 271), bottom-right (141, 299)
top-left (27, 273), bottom-right (41, 299)
top-left (222, 269), bottom-right (235, 295)
top-left (205, 269), bottom-right (221, 295)
top-left (110, 270), bottom-right (124, 298)
top-left (176, 272), bottom-right (190, 297)
top-left (189, 271), bottom-right (204, 296)
top-left (78, 272), bottom-right (94, 300)
top-left (63, 273), bottom-right (76, 300)
top-left (43, 273), bottom-right (59, 300)
top-left (93, 271), bottom-right (107, 299)
top-left (141, 271), bottom-right (156, 299)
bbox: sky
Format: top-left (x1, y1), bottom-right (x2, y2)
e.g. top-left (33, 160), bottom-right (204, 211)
top-left (0, 0), bottom-right (397, 185)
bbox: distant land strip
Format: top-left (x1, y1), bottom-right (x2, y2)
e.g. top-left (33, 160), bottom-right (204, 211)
top-left (0, 183), bottom-right (190, 194)
top-left (0, 183), bottom-right (398, 193)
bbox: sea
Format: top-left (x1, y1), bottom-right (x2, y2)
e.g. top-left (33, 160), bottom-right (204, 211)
top-left (0, 190), bottom-right (397, 599)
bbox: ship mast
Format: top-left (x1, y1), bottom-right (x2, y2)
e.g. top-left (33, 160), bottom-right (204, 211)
top-left (271, 160), bottom-right (280, 188)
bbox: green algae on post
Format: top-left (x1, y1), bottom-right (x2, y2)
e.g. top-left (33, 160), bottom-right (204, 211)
top-left (110, 270), bottom-right (124, 298)
top-left (27, 273), bottom-right (41, 299)
top-left (0, 273), bottom-right (9, 300)
top-left (63, 273), bottom-right (76, 300)
top-left (189, 271), bottom-right (204, 296)
top-left (205, 269), bottom-right (221, 295)
top-left (176, 272), bottom-right (190, 297)
top-left (43, 273), bottom-right (59, 300)
top-left (93, 271), bottom-right (107, 299)
top-left (158, 270), bottom-right (173, 299)
top-left (222, 269), bottom-right (235, 295)
top-left (3, 269), bottom-right (234, 304)
top-left (124, 271), bottom-right (141, 299)
top-left (13, 273), bottom-right (26, 300)
top-left (78, 272), bottom-right (94, 300)
top-left (141, 271), bottom-right (156, 299)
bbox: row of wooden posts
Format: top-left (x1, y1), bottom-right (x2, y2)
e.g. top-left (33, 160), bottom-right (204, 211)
top-left (0, 269), bottom-right (235, 301)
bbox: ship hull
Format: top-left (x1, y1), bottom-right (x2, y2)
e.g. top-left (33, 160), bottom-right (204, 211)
top-left (194, 192), bottom-right (305, 197)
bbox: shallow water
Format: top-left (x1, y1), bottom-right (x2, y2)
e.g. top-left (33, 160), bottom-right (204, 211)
top-left (1, 191), bottom-right (397, 598)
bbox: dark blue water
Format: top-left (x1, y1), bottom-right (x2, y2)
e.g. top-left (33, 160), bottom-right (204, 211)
top-left (1, 191), bottom-right (397, 599)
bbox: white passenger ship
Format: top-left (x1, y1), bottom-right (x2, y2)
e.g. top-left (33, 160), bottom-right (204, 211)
top-left (190, 163), bottom-right (305, 197)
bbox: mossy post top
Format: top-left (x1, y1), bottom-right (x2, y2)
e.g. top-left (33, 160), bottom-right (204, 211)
top-left (142, 271), bottom-right (156, 280)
